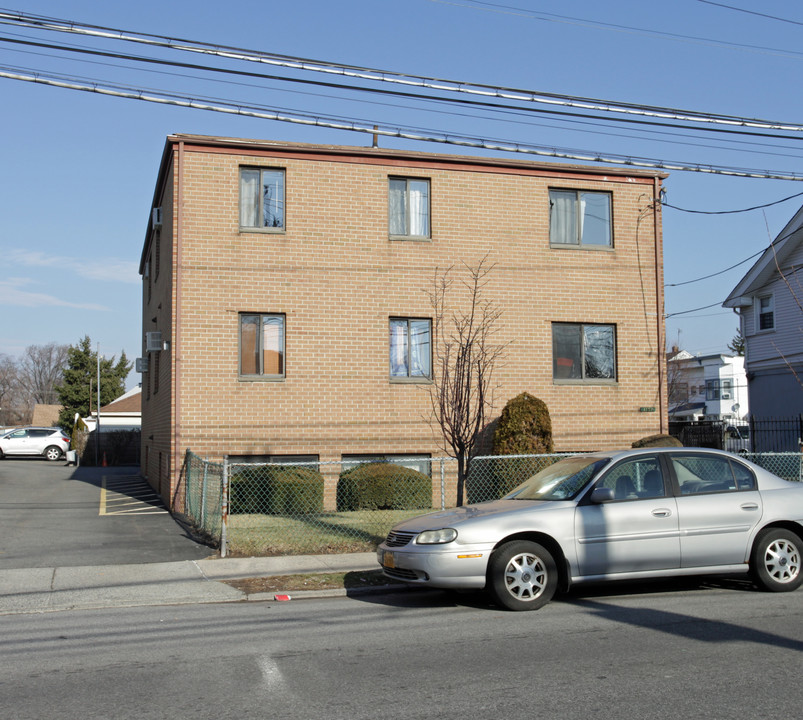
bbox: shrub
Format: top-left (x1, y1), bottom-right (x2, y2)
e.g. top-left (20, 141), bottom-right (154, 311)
top-left (465, 394), bottom-right (555, 503)
top-left (492, 392), bottom-right (553, 455)
top-left (631, 434), bottom-right (682, 448)
top-left (229, 464), bottom-right (324, 515)
top-left (337, 462), bottom-right (432, 512)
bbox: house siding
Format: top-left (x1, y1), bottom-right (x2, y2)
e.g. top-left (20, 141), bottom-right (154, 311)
top-left (140, 137), bottom-right (666, 508)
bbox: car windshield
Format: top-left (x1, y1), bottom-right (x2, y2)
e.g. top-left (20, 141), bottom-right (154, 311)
top-left (504, 456), bottom-right (610, 501)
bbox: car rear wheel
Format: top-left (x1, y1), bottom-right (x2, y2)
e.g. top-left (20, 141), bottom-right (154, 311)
top-left (44, 445), bottom-right (63, 461)
top-left (487, 540), bottom-right (557, 611)
top-left (750, 528), bottom-right (803, 592)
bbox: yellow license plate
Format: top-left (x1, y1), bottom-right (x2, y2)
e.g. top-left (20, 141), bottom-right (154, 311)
top-left (383, 551), bottom-right (395, 569)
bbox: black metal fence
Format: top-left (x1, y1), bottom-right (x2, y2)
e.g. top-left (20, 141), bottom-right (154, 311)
top-left (669, 416), bottom-right (803, 453)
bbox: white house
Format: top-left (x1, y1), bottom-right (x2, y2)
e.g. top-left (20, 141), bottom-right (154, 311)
top-left (668, 350), bottom-right (748, 421)
top-left (84, 386), bottom-right (142, 432)
top-left (724, 204), bottom-right (803, 418)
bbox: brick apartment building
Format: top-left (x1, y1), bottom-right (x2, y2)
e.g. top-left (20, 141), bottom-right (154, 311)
top-left (139, 134), bottom-right (667, 507)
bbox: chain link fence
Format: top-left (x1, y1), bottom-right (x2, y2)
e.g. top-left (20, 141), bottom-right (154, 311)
top-left (180, 450), bottom-right (803, 557)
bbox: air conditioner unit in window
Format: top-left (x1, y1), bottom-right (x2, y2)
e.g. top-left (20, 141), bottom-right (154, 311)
top-left (152, 207), bottom-right (163, 229)
top-left (721, 393), bottom-right (732, 400)
top-left (136, 357), bottom-right (149, 373)
top-left (146, 331), bottom-right (163, 352)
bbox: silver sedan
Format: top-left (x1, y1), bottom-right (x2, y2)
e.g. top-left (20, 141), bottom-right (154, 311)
top-left (377, 448), bottom-right (803, 610)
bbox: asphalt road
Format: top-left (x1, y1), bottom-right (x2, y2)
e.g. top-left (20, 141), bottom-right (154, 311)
top-left (0, 459), bottom-right (213, 568)
top-left (2, 580), bottom-right (802, 720)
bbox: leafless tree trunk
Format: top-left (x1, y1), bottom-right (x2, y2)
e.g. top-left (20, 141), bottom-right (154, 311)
top-left (426, 255), bottom-right (508, 506)
top-left (0, 354), bottom-right (25, 426)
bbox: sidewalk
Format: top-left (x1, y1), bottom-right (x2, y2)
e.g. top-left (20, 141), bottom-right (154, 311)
top-left (0, 552), bottom-right (382, 615)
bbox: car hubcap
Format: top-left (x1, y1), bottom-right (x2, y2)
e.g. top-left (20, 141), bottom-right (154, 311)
top-left (504, 552), bottom-right (547, 601)
top-left (764, 539), bottom-right (801, 584)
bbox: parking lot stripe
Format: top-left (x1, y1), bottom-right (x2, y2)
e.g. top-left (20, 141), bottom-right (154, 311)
top-left (99, 475), bottom-right (169, 516)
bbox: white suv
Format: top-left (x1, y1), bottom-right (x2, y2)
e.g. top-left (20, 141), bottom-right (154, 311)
top-left (0, 427), bottom-right (71, 461)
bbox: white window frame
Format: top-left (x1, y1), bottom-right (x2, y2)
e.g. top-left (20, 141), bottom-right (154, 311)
top-left (755, 294), bottom-right (775, 332)
top-left (389, 317), bottom-right (432, 381)
top-left (549, 189), bottom-right (613, 248)
top-left (388, 177), bottom-right (431, 239)
top-left (239, 167), bottom-right (286, 232)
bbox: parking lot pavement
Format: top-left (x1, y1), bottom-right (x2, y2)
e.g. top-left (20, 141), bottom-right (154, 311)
top-left (0, 460), bottom-right (213, 570)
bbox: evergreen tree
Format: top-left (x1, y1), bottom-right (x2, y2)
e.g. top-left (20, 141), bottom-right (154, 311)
top-left (727, 328), bottom-right (745, 356)
top-left (56, 336), bottom-right (132, 430)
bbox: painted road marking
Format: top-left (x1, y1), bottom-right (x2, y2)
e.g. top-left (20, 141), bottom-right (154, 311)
top-left (99, 475), bottom-right (168, 515)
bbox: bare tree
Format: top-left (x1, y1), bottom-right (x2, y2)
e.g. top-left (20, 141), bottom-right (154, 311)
top-left (0, 353), bottom-right (25, 426)
top-left (426, 255), bottom-right (509, 506)
top-left (16, 343), bottom-right (69, 406)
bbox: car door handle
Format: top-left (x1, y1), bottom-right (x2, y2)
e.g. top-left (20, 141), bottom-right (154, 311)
top-left (740, 503), bottom-right (759, 511)
top-left (651, 508), bottom-right (672, 517)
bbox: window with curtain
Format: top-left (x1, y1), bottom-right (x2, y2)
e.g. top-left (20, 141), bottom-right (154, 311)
top-left (389, 177), bottom-right (430, 238)
top-left (239, 313), bottom-right (285, 378)
top-left (239, 167), bottom-right (285, 230)
top-left (389, 318), bottom-right (432, 379)
top-left (549, 189), bottom-right (612, 247)
top-left (552, 323), bottom-right (616, 381)
top-left (757, 294), bottom-right (774, 331)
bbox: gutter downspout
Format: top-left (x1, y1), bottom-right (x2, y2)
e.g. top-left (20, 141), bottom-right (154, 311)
top-left (654, 177), bottom-right (666, 433)
top-left (173, 140), bottom-right (184, 507)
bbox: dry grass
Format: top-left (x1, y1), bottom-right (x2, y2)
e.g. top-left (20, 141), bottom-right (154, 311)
top-left (224, 570), bottom-right (389, 594)
top-left (225, 508), bottom-right (431, 556)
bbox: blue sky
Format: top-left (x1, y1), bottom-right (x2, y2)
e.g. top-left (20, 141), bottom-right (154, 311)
top-left (2, 0), bottom-right (803, 387)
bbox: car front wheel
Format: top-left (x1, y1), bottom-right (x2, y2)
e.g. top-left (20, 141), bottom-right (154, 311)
top-left (751, 528), bottom-right (803, 592)
top-left (487, 540), bottom-right (557, 611)
top-left (44, 445), bottom-right (63, 461)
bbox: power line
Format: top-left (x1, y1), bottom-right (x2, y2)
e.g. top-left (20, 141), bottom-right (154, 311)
top-left (4, 31), bottom-right (803, 149)
top-left (3, 9), bottom-right (803, 135)
top-left (663, 189), bottom-right (803, 214)
top-left (666, 301), bottom-right (726, 318)
top-left (698, 0), bottom-right (803, 28)
top-left (666, 250), bottom-right (765, 288)
top-left (4, 66), bottom-right (803, 181)
top-left (431, 0), bottom-right (803, 59)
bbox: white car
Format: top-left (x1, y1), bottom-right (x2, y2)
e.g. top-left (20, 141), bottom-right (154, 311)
top-left (378, 448), bottom-right (803, 611)
top-left (0, 427), bottom-right (71, 461)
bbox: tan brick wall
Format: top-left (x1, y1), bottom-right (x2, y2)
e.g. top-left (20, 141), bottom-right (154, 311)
top-left (141, 140), bottom-right (666, 507)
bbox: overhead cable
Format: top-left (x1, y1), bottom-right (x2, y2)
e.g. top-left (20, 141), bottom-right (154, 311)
top-left (3, 32), bottom-right (803, 145)
top-left (664, 189), bottom-right (803, 214)
top-left (3, 67), bottom-right (803, 182)
top-left (3, 9), bottom-right (803, 134)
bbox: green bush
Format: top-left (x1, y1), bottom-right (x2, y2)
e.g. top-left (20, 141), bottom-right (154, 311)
top-left (492, 392), bottom-right (553, 455)
top-left (631, 434), bottom-right (682, 448)
top-left (229, 465), bottom-right (324, 515)
top-left (337, 462), bottom-right (432, 511)
top-left (465, 394), bottom-right (555, 504)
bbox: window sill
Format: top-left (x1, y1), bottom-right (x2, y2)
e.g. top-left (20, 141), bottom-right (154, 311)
top-left (550, 243), bottom-right (614, 251)
top-left (389, 376), bottom-right (433, 384)
top-left (238, 375), bottom-right (286, 382)
top-left (552, 379), bottom-right (618, 386)
top-left (239, 226), bottom-right (286, 235)
top-left (389, 235), bottom-right (432, 242)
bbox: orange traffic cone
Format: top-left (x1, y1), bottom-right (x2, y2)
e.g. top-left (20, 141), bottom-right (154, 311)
top-left (102, 452), bottom-right (108, 467)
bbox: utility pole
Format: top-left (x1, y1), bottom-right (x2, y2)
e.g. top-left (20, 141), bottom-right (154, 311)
top-left (95, 343), bottom-right (101, 465)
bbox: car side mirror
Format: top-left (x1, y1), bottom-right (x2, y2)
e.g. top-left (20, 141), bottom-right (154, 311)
top-left (590, 487), bottom-right (615, 504)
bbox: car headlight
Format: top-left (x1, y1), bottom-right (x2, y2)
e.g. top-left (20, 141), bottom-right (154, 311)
top-left (416, 528), bottom-right (457, 544)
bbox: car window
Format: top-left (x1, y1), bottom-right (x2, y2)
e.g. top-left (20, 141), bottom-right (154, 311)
top-left (596, 456), bottom-right (665, 501)
top-left (505, 456), bottom-right (610, 501)
top-left (671, 454), bottom-right (755, 495)
top-left (29, 429), bottom-right (50, 438)
top-left (8, 430), bottom-right (27, 439)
